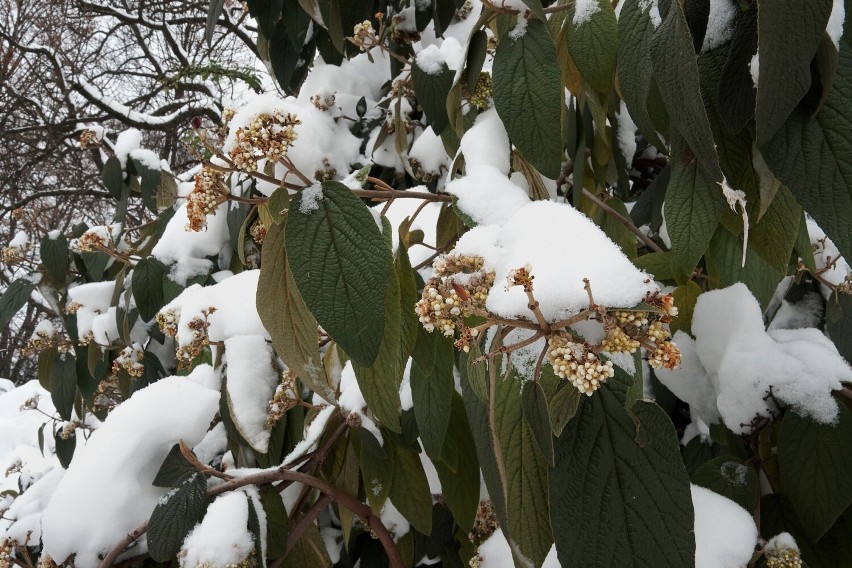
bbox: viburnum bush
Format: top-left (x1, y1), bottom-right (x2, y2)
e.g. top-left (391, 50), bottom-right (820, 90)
top-left (2, 1), bottom-right (852, 567)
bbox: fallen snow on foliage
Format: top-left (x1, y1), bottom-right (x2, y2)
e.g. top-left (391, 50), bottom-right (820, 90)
top-left (338, 361), bottom-right (383, 443)
top-left (67, 281), bottom-right (115, 341)
top-left (573, 0), bottom-right (601, 26)
top-left (638, 0), bottom-right (662, 28)
top-left (409, 127), bottom-right (450, 182)
top-left (113, 128), bottom-right (143, 168)
top-left (765, 532), bottom-right (799, 556)
top-left (615, 101), bottom-right (637, 164)
top-left (460, 108), bottom-right (511, 175)
top-left (381, 196), bottom-right (442, 273)
top-left (477, 529), bottom-right (561, 568)
top-left (452, 201), bottom-right (657, 322)
top-left (701, 0), bottom-right (737, 53)
top-left (415, 44), bottom-right (447, 75)
top-left (828, 0), bottom-right (845, 49)
top-left (180, 491), bottom-right (256, 568)
top-left (656, 284), bottom-right (852, 433)
top-left (225, 335), bottom-right (278, 453)
top-left (0, 468), bottom-right (63, 544)
top-left (152, 200), bottom-right (229, 285)
top-left (807, 218), bottom-right (850, 292)
top-left (446, 165), bottom-right (531, 226)
top-left (161, 270), bottom-right (267, 348)
top-left (692, 485), bottom-right (757, 568)
top-left (41, 366), bottom-right (220, 567)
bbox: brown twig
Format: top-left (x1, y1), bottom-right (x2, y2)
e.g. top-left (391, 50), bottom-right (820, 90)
top-left (581, 188), bottom-right (664, 253)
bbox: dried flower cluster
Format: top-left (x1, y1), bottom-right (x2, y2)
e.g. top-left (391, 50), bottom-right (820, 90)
top-left (249, 219), bottom-right (267, 244)
top-left (229, 112), bottom-right (300, 172)
top-left (79, 129), bottom-right (101, 148)
top-left (74, 226), bottom-right (114, 253)
top-left (112, 343), bottom-right (145, 379)
top-left (186, 167), bottom-right (226, 232)
top-left (266, 370), bottom-right (298, 429)
top-left (310, 94), bottom-right (335, 111)
top-left (547, 334), bottom-right (615, 396)
top-left (2, 240), bottom-right (30, 264)
top-left (415, 254), bottom-right (495, 338)
top-left (351, 20), bottom-right (377, 51)
top-left (0, 538), bottom-right (16, 568)
top-left (175, 308), bottom-right (215, 369)
top-left (21, 324), bottom-right (70, 357)
top-left (601, 291), bottom-right (681, 370)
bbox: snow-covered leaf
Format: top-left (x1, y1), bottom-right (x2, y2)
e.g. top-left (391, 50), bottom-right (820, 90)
top-left (691, 456), bottom-right (758, 513)
top-left (147, 473), bottom-right (209, 562)
top-left (153, 443), bottom-right (197, 488)
top-left (566, 0), bottom-right (617, 93)
top-left (411, 50), bottom-right (454, 134)
top-left (550, 375), bottom-right (695, 566)
top-left (286, 181), bottom-right (389, 367)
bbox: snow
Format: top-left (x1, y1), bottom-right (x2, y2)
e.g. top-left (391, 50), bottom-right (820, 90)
top-left (446, 165), bottom-right (531, 226)
top-left (179, 491), bottom-right (255, 568)
top-left (573, 0), bottom-right (601, 26)
top-left (41, 367), bottom-right (221, 567)
top-left (399, 359), bottom-right (414, 411)
top-left (416, 44), bottom-right (446, 75)
top-left (615, 101), bottom-right (637, 164)
top-left (281, 404), bottom-right (335, 467)
top-left (700, 0), bottom-right (738, 53)
top-left (379, 498), bottom-right (411, 539)
top-left (477, 530), bottom-right (561, 568)
top-left (692, 485), bottom-right (757, 568)
top-left (129, 148), bottom-right (162, 170)
top-left (113, 128), bottom-right (143, 168)
top-left (0, 468), bottom-right (63, 543)
top-left (749, 52), bottom-right (759, 86)
top-left (338, 361), bottom-right (383, 443)
top-left (460, 108), bottom-right (511, 175)
top-left (9, 230), bottom-right (29, 248)
top-left (224, 335), bottom-right (279, 453)
top-left (409, 127), bottom-right (450, 181)
top-left (502, 328), bottom-right (546, 381)
top-left (509, 12), bottom-right (529, 40)
top-left (160, 270), bottom-right (268, 347)
top-left (152, 201), bottom-right (230, 285)
top-left (639, 0), bottom-right (662, 28)
top-left (827, 0), bottom-right (845, 49)
top-left (452, 200), bottom-right (658, 322)
top-left (78, 80), bottom-right (191, 128)
top-left (299, 183), bottom-right (324, 214)
top-left (67, 281), bottom-right (115, 340)
top-left (765, 532), bottom-right (799, 555)
top-left (658, 284), bottom-right (852, 434)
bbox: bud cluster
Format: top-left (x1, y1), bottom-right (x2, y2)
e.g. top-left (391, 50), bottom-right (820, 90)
top-left (310, 94), bottom-right (335, 112)
top-left (175, 308), bottom-right (215, 369)
top-left (79, 129), bottom-right (101, 148)
top-left (249, 219), bottom-right (267, 244)
top-left (765, 547), bottom-right (802, 568)
top-left (58, 420), bottom-right (80, 440)
top-left (602, 292), bottom-right (681, 370)
top-left (112, 343), bottom-right (145, 379)
top-left (21, 323), bottom-right (70, 357)
top-left (547, 333), bottom-right (615, 396)
top-left (186, 167), bottom-right (226, 232)
top-left (0, 538), bottom-right (16, 568)
top-left (266, 369), bottom-right (298, 429)
top-left (229, 112), bottom-right (300, 172)
top-left (74, 226), bottom-right (114, 253)
top-left (415, 254), bottom-right (495, 337)
top-left (467, 72), bottom-right (493, 110)
top-left (351, 20), bottom-right (377, 51)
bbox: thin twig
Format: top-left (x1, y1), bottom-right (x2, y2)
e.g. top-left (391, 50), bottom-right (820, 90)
top-left (582, 188), bottom-right (664, 253)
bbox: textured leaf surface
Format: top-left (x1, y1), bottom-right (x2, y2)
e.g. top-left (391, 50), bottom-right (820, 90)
top-left (389, 442), bottom-right (433, 535)
top-left (691, 455), bottom-right (758, 513)
top-left (153, 444), bottom-right (197, 487)
top-left (493, 18), bottom-right (563, 178)
top-left (433, 393), bottom-right (479, 531)
top-left (826, 291), bottom-right (852, 362)
top-left (49, 354), bottom-right (77, 422)
top-left (410, 328), bottom-right (454, 460)
top-left (411, 55), bottom-right (454, 134)
top-left (566, 0), bottom-right (617, 93)
top-left (147, 474), bottom-right (208, 562)
top-left (550, 375), bottom-right (695, 567)
top-left (132, 257), bottom-right (166, 322)
top-left (286, 182), bottom-right (388, 367)
top-left (779, 405), bottom-right (852, 541)
top-left (40, 233), bottom-right (69, 283)
top-left (0, 278), bottom-right (35, 330)
top-left (259, 218), bottom-right (332, 401)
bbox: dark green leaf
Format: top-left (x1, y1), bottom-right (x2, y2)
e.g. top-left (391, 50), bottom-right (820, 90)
top-left (521, 380), bottom-right (554, 465)
top-left (49, 354), bottom-right (77, 422)
top-left (465, 341), bottom-right (488, 402)
top-left (749, 186), bottom-right (801, 274)
top-left (664, 132), bottom-right (726, 273)
top-left (547, 380), bottom-right (581, 437)
top-left (691, 456), bottom-right (758, 513)
top-left (433, 393), bottom-right (480, 531)
top-left (260, 485), bottom-right (289, 559)
top-left (132, 158), bottom-right (161, 213)
top-left (282, 522), bottom-right (331, 567)
top-left (650, 0), bottom-right (722, 180)
top-left (465, 29), bottom-right (488, 93)
top-left (132, 257), bottom-right (166, 322)
top-left (761, 40), bottom-right (852, 263)
top-left (38, 347), bottom-right (56, 390)
top-left (102, 156), bottom-right (124, 199)
top-left (41, 233), bottom-right (69, 283)
top-left (411, 53), bottom-right (454, 134)
top-left (617, 0), bottom-right (667, 149)
top-left (147, 473), bottom-right (209, 562)
top-left (706, 226), bottom-right (784, 310)
top-left (826, 291), bottom-right (852, 362)
top-left (410, 328), bottom-right (454, 460)
top-left (566, 0), bottom-right (618, 93)
top-left (550, 376), bottom-right (695, 566)
top-left (286, 181), bottom-right (389, 367)
top-left (54, 428), bottom-right (75, 469)
top-left (359, 428), bottom-right (394, 512)
top-left (778, 405), bottom-right (852, 541)
top-left (281, 0), bottom-right (312, 50)
top-left (388, 442), bottom-right (433, 535)
top-left (245, 0), bottom-right (283, 38)
top-left (259, 218), bottom-right (333, 402)
top-left (493, 18), bottom-right (563, 178)
top-left (0, 278), bottom-right (35, 330)
top-left (153, 443), bottom-right (197, 487)
top-left (204, 0), bottom-right (226, 45)
top-left (683, 0), bottom-right (709, 52)
top-left (755, 0), bottom-right (832, 144)
top-left (717, 5), bottom-right (757, 132)
top-left (670, 279), bottom-right (701, 335)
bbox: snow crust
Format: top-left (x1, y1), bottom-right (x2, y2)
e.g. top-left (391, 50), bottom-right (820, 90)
top-left (700, 0), bottom-right (737, 53)
top-left (655, 284), bottom-right (851, 433)
top-left (416, 44), bottom-right (446, 75)
top-left (692, 485), bottom-right (757, 568)
top-left (180, 491), bottom-right (255, 568)
top-left (67, 281), bottom-right (116, 341)
top-left (224, 335), bottom-right (278, 453)
top-left (460, 108), bottom-right (511, 175)
top-left (446, 165), bottom-right (531, 226)
top-left (152, 201), bottom-right (230, 285)
top-left (41, 367), bottom-right (220, 567)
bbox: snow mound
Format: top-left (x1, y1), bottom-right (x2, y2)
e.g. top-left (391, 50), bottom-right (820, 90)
top-left (692, 484), bottom-right (757, 568)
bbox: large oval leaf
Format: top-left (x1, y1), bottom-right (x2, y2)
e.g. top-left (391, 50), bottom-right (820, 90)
top-left (0, 278), bottom-right (35, 329)
top-left (566, 0), bottom-right (617, 93)
top-left (286, 181), bottom-right (389, 367)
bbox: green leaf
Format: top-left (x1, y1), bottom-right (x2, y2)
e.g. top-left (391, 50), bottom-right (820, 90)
top-left (761, 495), bottom-right (852, 568)
top-left (748, 186), bottom-right (801, 274)
top-left (547, 381), bottom-right (581, 438)
top-left (465, 341), bottom-right (488, 402)
top-left (0, 278), bottom-right (35, 329)
top-left (245, 0), bottom-right (283, 38)
top-left (433, 393), bottom-right (480, 531)
top-left (54, 428), bottom-right (75, 468)
top-left (664, 132), bottom-right (726, 273)
top-left (410, 328), bottom-right (454, 460)
top-left (717, 5), bottom-right (757, 133)
top-left (49, 354), bottom-right (77, 422)
top-left (40, 233), bottom-right (69, 283)
top-left (617, 0), bottom-right (667, 149)
top-left (691, 456), bottom-right (759, 513)
top-left (153, 443), bottom-right (198, 488)
top-left (650, 0), bottom-right (722, 180)
top-left (359, 428), bottom-right (394, 512)
top-left (778, 405), bottom-right (852, 541)
top-left (260, 485), bottom-right (289, 559)
top-left (465, 29), bottom-right (489, 94)
top-left (286, 182), bottom-right (388, 367)
top-left (550, 376), bottom-right (695, 566)
top-left (102, 156), bottom-right (124, 199)
top-left (147, 473), bottom-right (209, 562)
top-left (521, 380), bottom-right (554, 466)
top-left (396, 241), bottom-right (419, 361)
top-left (706, 226), bottom-right (784, 310)
top-left (132, 159), bottom-right (161, 213)
top-left (566, 0), bottom-right (617, 93)
top-left (670, 279), bottom-right (701, 335)
top-left (282, 522), bottom-right (331, 568)
top-left (132, 257), bottom-right (166, 322)
top-left (826, 291), bottom-right (852, 362)
top-left (761, 40), bottom-right (852, 263)
top-left (411, 53), bottom-right (454, 134)
top-left (204, 0), bottom-right (226, 45)
top-left (493, 18), bottom-right (563, 178)
top-left (258, 218), bottom-right (333, 402)
top-left (388, 442), bottom-right (433, 535)
top-left (38, 347), bottom-right (57, 390)
top-left (755, 0), bottom-right (832, 145)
